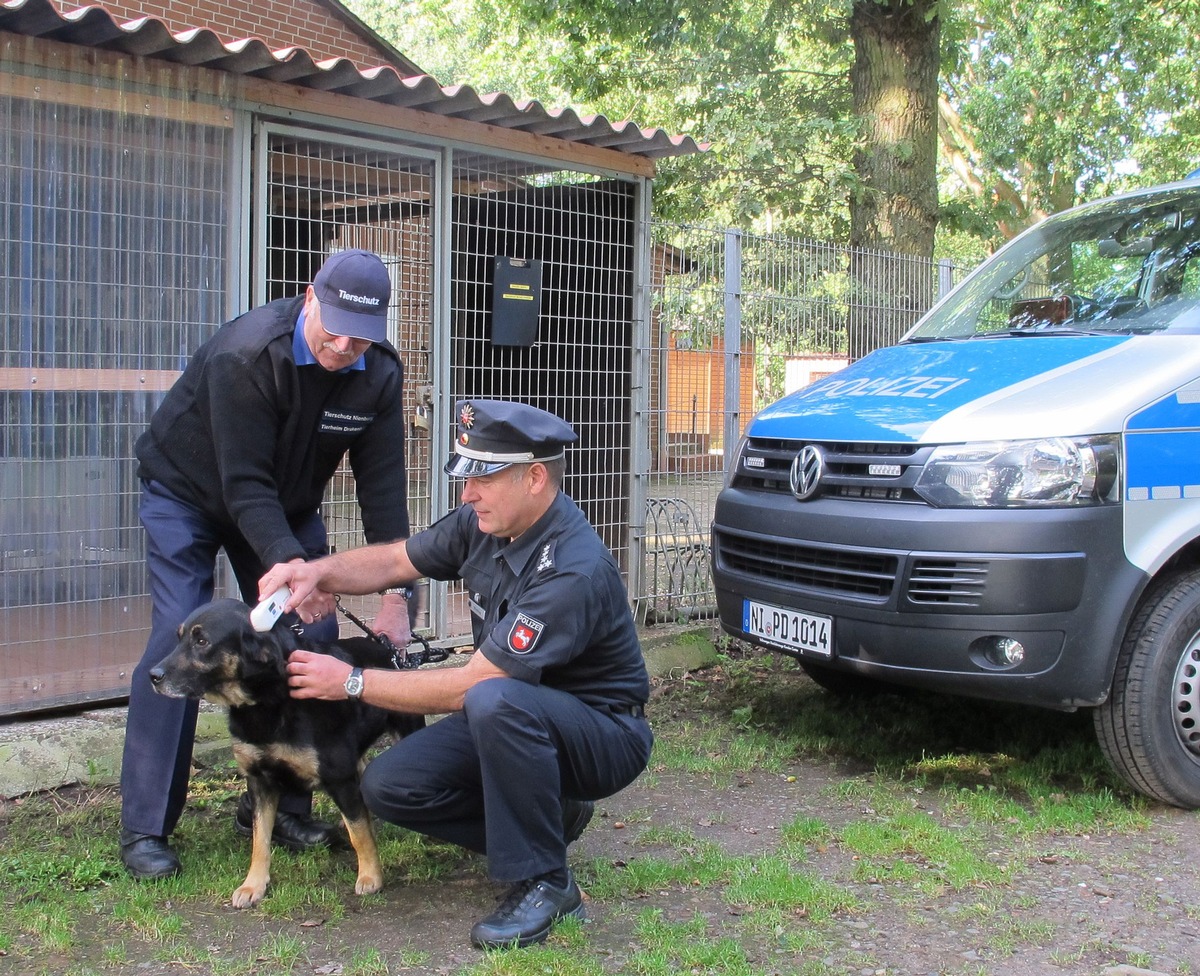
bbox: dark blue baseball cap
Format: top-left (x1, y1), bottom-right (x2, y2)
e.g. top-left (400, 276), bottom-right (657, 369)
top-left (312, 249), bottom-right (391, 343)
top-left (445, 400), bottom-right (578, 477)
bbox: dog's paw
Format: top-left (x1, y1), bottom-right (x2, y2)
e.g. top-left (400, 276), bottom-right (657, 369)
top-left (231, 883), bottom-right (266, 908)
top-left (355, 871), bottom-right (383, 896)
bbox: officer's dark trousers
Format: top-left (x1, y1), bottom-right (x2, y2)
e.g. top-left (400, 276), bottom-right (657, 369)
top-left (360, 676), bottom-right (654, 883)
top-left (120, 479), bottom-right (338, 838)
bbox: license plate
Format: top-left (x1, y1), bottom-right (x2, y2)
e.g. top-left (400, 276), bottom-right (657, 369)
top-left (743, 599), bottom-right (833, 658)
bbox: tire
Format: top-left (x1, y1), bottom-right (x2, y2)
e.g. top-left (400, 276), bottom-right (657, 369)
top-left (1094, 569), bottom-right (1200, 808)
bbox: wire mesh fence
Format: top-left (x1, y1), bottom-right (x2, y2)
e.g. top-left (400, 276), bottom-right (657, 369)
top-left (636, 222), bottom-right (968, 623)
top-left (0, 51), bottom-right (971, 713)
top-left (0, 69), bottom-right (231, 713)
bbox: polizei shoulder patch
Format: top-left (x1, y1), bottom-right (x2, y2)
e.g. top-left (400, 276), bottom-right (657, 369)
top-left (507, 613), bottom-right (546, 654)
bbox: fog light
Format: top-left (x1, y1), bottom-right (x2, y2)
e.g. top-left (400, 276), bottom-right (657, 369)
top-left (970, 635), bottom-right (1026, 668)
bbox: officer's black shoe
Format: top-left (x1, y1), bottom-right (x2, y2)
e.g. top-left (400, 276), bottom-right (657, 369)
top-left (470, 871), bottom-right (585, 949)
top-left (119, 829), bottom-right (182, 880)
top-left (234, 793), bottom-right (339, 852)
top-left (562, 798), bottom-right (594, 845)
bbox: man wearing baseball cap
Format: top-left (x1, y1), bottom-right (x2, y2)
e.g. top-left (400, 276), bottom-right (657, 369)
top-left (119, 249), bottom-right (416, 880)
top-left (260, 399), bottom-right (653, 949)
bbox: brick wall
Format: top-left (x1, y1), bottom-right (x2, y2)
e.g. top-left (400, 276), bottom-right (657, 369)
top-left (56, 0), bottom-right (408, 70)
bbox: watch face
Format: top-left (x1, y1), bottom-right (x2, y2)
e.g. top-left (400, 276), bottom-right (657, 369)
top-left (345, 669), bottom-right (364, 698)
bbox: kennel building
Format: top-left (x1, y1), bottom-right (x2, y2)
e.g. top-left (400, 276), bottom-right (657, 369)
top-left (0, 0), bottom-right (700, 716)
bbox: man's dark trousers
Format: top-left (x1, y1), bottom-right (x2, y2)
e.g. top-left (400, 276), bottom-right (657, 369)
top-left (120, 478), bottom-right (337, 837)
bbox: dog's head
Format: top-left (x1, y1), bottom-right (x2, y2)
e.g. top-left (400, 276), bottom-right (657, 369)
top-left (150, 598), bottom-right (293, 707)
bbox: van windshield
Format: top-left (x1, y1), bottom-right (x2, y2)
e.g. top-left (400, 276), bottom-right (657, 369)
top-left (908, 185), bottom-right (1200, 340)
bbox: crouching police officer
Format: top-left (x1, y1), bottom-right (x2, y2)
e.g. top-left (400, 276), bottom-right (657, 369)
top-left (260, 400), bottom-right (652, 949)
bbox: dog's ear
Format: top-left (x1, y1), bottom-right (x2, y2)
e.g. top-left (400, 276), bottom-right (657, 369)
top-left (240, 623), bottom-right (289, 672)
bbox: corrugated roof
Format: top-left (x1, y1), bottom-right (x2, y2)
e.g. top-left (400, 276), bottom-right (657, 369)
top-left (0, 0), bottom-right (703, 160)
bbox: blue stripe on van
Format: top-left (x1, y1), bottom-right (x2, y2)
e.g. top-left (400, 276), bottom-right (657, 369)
top-left (1126, 430), bottom-right (1200, 500)
top-left (750, 336), bottom-right (1126, 443)
top-left (1128, 392), bottom-right (1200, 431)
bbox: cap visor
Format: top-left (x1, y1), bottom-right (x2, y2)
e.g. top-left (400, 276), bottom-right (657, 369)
top-left (443, 454), bottom-right (514, 478)
top-left (320, 303), bottom-right (387, 343)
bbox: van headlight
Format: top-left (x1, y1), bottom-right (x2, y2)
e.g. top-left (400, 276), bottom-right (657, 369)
top-left (914, 435), bottom-right (1121, 508)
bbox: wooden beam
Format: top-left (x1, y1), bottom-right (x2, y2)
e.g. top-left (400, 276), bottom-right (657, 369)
top-left (0, 367), bottom-right (181, 392)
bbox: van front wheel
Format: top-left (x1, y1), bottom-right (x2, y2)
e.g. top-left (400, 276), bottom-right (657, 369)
top-left (1095, 569), bottom-right (1200, 809)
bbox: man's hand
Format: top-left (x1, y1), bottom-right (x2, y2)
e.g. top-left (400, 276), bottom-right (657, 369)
top-left (260, 560), bottom-right (333, 623)
top-left (373, 596), bottom-right (412, 651)
top-left (286, 649), bottom-right (353, 700)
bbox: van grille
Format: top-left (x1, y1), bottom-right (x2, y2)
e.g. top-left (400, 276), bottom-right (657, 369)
top-left (715, 528), bottom-right (897, 597)
top-left (735, 437), bottom-right (931, 502)
top-left (907, 559), bottom-right (988, 606)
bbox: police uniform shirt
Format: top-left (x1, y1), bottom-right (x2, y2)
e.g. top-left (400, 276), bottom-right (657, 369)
top-left (405, 491), bottom-right (649, 710)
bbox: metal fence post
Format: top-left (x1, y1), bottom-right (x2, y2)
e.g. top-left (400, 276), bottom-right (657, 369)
top-left (722, 229), bottom-right (743, 476)
top-left (628, 179), bottom-right (653, 611)
top-left (937, 257), bottom-right (955, 300)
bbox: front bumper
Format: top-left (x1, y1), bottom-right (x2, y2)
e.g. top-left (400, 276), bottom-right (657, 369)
top-left (711, 489), bottom-right (1147, 709)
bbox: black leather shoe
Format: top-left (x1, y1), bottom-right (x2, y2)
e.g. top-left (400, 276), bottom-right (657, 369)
top-left (234, 793), bottom-right (339, 852)
top-left (562, 798), bottom-right (594, 845)
top-left (470, 871), bottom-right (585, 949)
top-left (119, 829), bottom-right (182, 880)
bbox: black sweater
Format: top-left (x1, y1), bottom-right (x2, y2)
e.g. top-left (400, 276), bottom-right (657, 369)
top-left (135, 296), bottom-right (409, 567)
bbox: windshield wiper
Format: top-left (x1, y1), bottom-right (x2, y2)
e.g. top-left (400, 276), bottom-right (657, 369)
top-left (997, 328), bottom-right (1115, 337)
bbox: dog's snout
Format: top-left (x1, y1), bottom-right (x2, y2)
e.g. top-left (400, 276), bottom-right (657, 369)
top-left (149, 667), bottom-right (165, 685)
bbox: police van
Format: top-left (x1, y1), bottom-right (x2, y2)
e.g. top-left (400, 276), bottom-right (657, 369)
top-left (711, 178), bottom-right (1200, 807)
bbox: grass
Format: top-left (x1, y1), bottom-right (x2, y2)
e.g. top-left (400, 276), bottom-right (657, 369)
top-left (0, 642), bottom-right (1178, 975)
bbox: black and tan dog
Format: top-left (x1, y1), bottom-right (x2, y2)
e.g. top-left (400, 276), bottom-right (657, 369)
top-left (150, 598), bottom-right (421, 908)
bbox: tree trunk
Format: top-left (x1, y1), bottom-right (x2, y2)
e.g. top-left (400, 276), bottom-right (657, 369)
top-left (847, 0), bottom-right (941, 358)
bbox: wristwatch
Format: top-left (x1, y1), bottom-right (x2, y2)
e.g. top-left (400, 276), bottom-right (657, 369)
top-left (344, 667), bottom-right (365, 701)
top-left (379, 586), bottom-right (413, 599)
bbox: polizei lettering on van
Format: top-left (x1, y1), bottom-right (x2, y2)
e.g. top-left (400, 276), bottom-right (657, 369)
top-left (795, 375), bottom-right (969, 400)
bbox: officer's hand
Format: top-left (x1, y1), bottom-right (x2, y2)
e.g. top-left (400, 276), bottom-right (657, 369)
top-left (373, 597), bottom-right (412, 652)
top-left (286, 649), bottom-right (353, 700)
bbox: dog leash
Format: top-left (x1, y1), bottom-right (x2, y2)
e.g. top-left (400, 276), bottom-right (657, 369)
top-left (333, 595), bottom-right (450, 670)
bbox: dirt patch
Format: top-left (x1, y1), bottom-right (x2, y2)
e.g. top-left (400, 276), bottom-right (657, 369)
top-left (6, 653), bottom-right (1200, 975)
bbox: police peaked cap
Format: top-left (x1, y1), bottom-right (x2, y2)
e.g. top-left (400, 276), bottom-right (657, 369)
top-left (444, 400), bottom-right (577, 477)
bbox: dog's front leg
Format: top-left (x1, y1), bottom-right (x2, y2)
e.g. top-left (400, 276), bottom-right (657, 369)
top-left (343, 811), bottom-right (384, 895)
top-left (327, 779), bottom-right (384, 895)
top-left (232, 791), bottom-right (278, 908)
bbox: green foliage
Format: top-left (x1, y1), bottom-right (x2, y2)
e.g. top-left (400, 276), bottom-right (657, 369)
top-left (347, 0), bottom-right (858, 237)
top-left (349, 0), bottom-right (1200, 259)
top-left (939, 0), bottom-right (1200, 246)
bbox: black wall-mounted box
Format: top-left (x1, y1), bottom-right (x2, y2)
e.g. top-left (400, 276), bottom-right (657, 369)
top-left (490, 256), bottom-right (542, 346)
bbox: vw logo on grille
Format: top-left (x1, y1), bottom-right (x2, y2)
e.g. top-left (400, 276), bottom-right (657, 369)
top-left (789, 445), bottom-right (825, 501)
